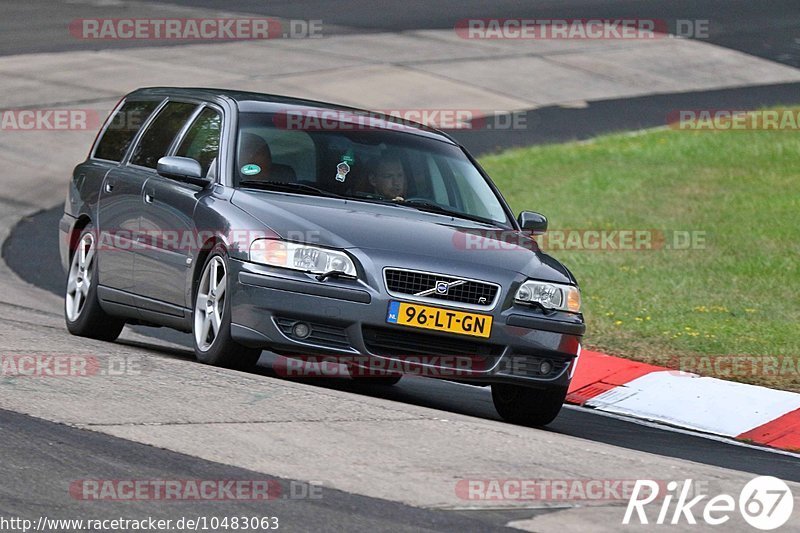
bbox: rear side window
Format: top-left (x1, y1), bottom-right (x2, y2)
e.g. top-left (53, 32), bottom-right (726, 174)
top-left (93, 100), bottom-right (159, 162)
top-left (176, 107), bottom-right (222, 177)
top-left (130, 102), bottom-right (197, 169)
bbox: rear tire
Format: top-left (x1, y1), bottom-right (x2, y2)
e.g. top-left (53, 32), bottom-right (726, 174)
top-left (491, 384), bottom-right (567, 426)
top-left (192, 244), bottom-right (261, 370)
top-left (64, 225), bottom-right (125, 341)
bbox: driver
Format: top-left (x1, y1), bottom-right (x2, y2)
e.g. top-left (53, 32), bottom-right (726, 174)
top-left (368, 155), bottom-right (407, 201)
top-left (238, 133), bottom-right (272, 180)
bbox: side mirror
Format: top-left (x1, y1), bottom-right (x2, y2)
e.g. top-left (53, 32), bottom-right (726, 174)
top-left (157, 156), bottom-right (209, 187)
top-left (518, 211), bottom-right (548, 234)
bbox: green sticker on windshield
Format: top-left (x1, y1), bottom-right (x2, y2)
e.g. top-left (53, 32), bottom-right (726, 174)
top-left (241, 164), bottom-right (261, 176)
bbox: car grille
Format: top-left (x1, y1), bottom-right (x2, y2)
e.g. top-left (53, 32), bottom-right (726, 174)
top-left (362, 326), bottom-right (502, 360)
top-left (274, 317), bottom-right (350, 350)
top-left (384, 268), bottom-right (499, 307)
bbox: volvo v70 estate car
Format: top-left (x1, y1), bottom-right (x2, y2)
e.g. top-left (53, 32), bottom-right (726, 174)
top-left (60, 87), bottom-right (585, 426)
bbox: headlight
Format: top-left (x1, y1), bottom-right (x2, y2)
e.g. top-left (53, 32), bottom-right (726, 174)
top-left (515, 280), bottom-right (581, 313)
top-left (249, 239), bottom-right (357, 277)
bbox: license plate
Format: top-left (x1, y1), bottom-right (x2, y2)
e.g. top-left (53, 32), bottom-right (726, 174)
top-left (386, 301), bottom-right (492, 338)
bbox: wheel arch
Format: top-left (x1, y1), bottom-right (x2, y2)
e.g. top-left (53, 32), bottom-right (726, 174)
top-left (68, 215), bottom-right (93, 261)
top-left (191, 236), bottom-right (228, 305)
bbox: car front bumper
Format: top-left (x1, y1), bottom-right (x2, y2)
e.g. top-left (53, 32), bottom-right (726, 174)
top-left (229, 259), bottom-right (585, 389)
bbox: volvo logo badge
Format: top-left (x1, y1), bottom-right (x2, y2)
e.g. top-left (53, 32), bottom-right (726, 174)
top-left (414, 278), bottom-right (467, 298)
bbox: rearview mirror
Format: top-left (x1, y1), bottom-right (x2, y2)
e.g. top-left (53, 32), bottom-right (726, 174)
top-left (518, 211), bottom-right (548, 234)
top-left (157, 156), bottom-right (209, 187)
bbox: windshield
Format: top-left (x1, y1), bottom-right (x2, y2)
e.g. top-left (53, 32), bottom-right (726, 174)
top-left (234, 111), bottom-right (511, 226)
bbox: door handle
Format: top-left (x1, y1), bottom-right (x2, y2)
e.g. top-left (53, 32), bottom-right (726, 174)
top-left (104, 181), bottom-right (115, 193)
top-left (144, 190), bottom-right (155, 204)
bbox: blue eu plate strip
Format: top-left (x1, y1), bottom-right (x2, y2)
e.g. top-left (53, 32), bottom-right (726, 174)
top-left (386, 301), bottom-right (400, 323)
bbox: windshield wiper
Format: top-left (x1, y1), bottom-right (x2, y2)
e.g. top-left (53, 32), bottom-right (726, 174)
top-left (239, 180), bottom-right (343, 198)
top-left (348, 191), bottom-right (397, 205)
top-left (350, 193), bottom-right (493, 224)
top-left (397, 199), bottom-right (495, 225)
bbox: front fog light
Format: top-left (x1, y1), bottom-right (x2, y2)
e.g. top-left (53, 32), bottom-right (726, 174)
top-left (292, 322), bottom-right (311, 339)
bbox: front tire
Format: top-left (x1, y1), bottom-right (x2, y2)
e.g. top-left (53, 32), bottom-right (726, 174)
top-left (192, 245), bottom-right (261, 370)
top-left (491, 384), bottom-right (567, 426)
top-left (64, 225), bottom-right (125, 341)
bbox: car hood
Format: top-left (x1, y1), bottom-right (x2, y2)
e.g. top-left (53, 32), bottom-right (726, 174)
top-left (231, 190), bottom-right (575, 283)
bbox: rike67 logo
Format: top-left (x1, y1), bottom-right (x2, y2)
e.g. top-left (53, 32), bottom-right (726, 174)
top-left (624, 476), bottom-right (794, 530)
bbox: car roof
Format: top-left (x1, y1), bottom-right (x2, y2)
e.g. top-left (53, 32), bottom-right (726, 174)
top-left (126, 87), bottom-right (459, 145)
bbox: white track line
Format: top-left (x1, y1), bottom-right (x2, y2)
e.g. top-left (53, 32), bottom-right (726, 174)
top-left (442, 380), bottom-right (799, 459)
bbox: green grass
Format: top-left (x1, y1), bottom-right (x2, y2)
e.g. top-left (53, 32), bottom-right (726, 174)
top-left (479, 115), bottom-right (800, 391)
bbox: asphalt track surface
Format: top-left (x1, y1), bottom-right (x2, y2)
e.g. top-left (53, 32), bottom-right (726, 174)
top-left (0, 408), bottom-right (530, 532)
top-left (158, 0), bottom-right (800, 67)
top-left (3, 0), bottom-right (800, 528)
top-left (3, 0), bottom-right (799, 68)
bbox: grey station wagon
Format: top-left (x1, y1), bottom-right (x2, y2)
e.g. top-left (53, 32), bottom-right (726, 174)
top-left (60, 87), bottom-right (585, 426)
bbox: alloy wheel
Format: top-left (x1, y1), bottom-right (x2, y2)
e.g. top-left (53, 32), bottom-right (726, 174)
top-left (65, 232), bottom-right (95, 322)
top-left (194, 256), bottom-right (227, 351)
